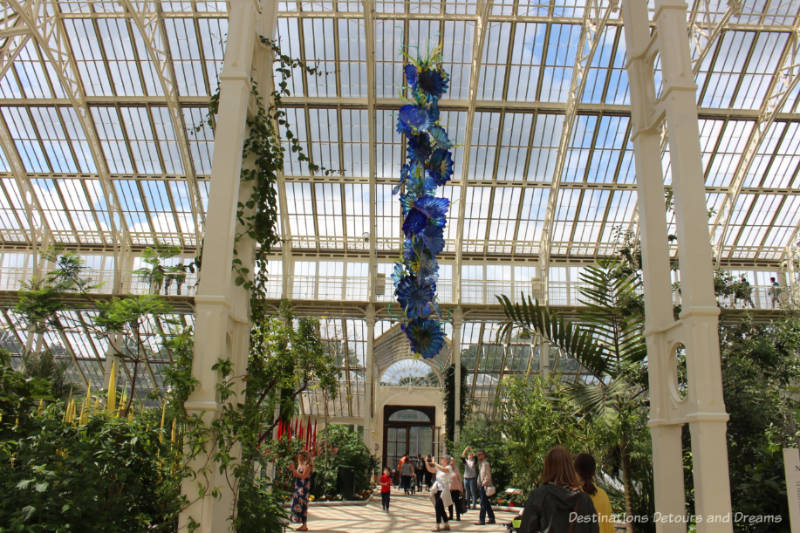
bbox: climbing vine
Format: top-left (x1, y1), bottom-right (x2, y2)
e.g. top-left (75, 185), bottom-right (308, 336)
top-left (178, 37), bottom-right (342, 530)
top-left (204, 37), bottom-right (338, 316)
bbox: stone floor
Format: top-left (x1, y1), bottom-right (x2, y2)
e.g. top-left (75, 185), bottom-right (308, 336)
top-left (297, 490), bottom-right (519, 533)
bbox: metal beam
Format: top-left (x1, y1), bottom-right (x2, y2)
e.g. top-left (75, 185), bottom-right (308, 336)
top-left (116, 0), bottom-right (205, 245)
top-left (6, 0), bottom-right (130, 254)
top-left (539, 0), bottom-right (618, 298)
top-left (710, 15), bottom-right (800, 262)
top-left (454, 0), bottom-right (491, 306)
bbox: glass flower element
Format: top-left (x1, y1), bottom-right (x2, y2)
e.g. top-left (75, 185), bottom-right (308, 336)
top-left (418, 70), bottom-right (448, 99)
top-left (397, 105), bottom-right (431, 135)
top-left (395, 274), bottom-right (435, 319)
top-left (426, 148), bottom-right (453, 186)
top-left (405, 65), bottom-right (418, 88)
top-left (428, 125), bottom-right (452, 149)
top-left (402, 318), bottom-right (446, 359)
top-left (403, 196), bottom-right (449, 235)
top-left (408, 134), bottom-right (432, 163)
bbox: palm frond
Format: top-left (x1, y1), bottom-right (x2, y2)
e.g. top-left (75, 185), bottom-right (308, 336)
top-left (497, 293), bottom-right (607, 377)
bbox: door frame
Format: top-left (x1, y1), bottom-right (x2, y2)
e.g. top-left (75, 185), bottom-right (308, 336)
top-left (382, 405), bottom-right (435, 469)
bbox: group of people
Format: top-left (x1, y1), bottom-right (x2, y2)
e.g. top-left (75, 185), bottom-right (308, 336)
top-left (289, 445), bottom-right (615, 533)
top-left (380, 446), bottom-right (496, 532)
top-left (517, 447), bottom-right (613, 533)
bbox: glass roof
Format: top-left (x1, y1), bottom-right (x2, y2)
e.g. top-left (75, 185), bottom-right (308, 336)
top-left (0, 0), bottom-right (797, 265)
top-left (1, 1), bottom-right (799, 416)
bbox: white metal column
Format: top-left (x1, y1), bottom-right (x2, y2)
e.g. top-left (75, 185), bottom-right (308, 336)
top-left (622, 1), bottom-right (732, 532)
top-left (365, 305), bottom-right (376, 452)
top-left (451, 306), bottom-right (463, 442)
top-left (178, 1), bottom-right (268, 531)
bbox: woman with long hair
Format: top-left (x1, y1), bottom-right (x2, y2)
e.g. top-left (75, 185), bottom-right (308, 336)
top-left (574, 453), bottom-right (614, 533)
top-left (289, 451), bottom-right (313, 531)
top-left (519, 447), bottom-right (599, 533)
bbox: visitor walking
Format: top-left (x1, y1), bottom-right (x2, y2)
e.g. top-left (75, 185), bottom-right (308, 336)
top-left (290, 451), bottom-right (313, 531)
top-left (426, 455), bottom-right (454, 531)
top-left (736, 276), bottom-right (755, 308)
top-left (448, 459), bottom-right (464, 521)
top-left (770, 277), bottom-right (782, 308)
top-left (574, 453), bottom-right (614, 533)
top-left (401, 453), bottom-right (414, 495)
top-left (380, 467), bottom-right (392, 512)
top-left (518, 447), bottom-right (599, 533)
top-left (461, 445), bottom-right (479, 509)
top-left (474, 449), bottom-right (496, 525)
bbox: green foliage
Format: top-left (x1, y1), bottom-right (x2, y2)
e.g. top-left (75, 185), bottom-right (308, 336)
top-left (443, 363), bottom-right (470, 442)
top-left (95, 295), bottom-right (172, 415)
top-left (245, 303), bottom-right (339, 445)
top-left (310, 425), bottom-right (378, 500)
top-left (453, 415), bottom-right (513, 492)
top-left (498, 260), bottom-right (649, 522)
top-left (19, 350), bottom-right (75, 400)
top-left (494, 376), bottom-right (600, 491)
top-left (718, 317), bottom-right (800, 532)
top-left (202, 38), bottom-right (338, 318)
top-left (0, 360), bottom-right (182, 532)
top-left (16, 250), bottom-right (95, 332)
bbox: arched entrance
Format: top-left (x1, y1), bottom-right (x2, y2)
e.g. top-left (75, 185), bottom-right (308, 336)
top-left (382, 405), bottom-right (435, 469)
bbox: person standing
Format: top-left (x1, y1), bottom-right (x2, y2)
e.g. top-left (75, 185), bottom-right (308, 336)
top-left (737, 276), bottom-right (755, 308)
top-left (461, 446), bottom-right (479, 510)
top-left (448, 460), bottom-right (464, 521)
top-left (401, 454), bottom-right (414, 495)
top-left (416, 455), bottom-right (427, 491)
top-left (424, 455), bottom-right (435, 491)
top-left (427, 455), bottom-right (454, 531)
top-left (574, 453), bottom-right (614, 533)
top-left (474, 449), bottom-right (496, 525)
top-left (289, 451), bottom-right (313, 531)
top-left (380, 467), bottom-right (392, 512)
top-left (519, 447), bottom-right (598, 533)
top-left (770, 277), bottom-right (782, 308)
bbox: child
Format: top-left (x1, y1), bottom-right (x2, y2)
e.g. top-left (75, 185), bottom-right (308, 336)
top-left (380, 467), bottom-right (392, 511)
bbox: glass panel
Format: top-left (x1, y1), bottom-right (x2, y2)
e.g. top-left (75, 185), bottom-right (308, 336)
top-left (388, 408), bottom-right (431, 423)
top-left (409, 426), bottom-right (432, 458)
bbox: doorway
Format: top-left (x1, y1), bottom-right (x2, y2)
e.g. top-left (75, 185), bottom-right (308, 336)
top-left (382, 405), bottom-right (435, 470)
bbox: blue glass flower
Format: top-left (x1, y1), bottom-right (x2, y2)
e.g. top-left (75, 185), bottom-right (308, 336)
top-left (397, 105), bottom-right (431, 135)
top-left (402, 238), bottom-right (418, 261)
top-left (405, 65), bottom-right (418, 88)
top-left (402, 318), bottom-right (446, 359)
top-left (428, 100), bottom-right (440, 123)
top-left (391, 263), bottom-right (407, 288)
top-left (408, 134), bottom-right (432, 163)
top-left (403, 196), bottom-right (449, 235)
top-left (418, 69), bottom-right (449, 99)
top-left (395, 274), bottom-right (435, 319)
top-left (428, 125), bottom-right (452, 149)
top-left (426, 148), bottom-right (453, 186)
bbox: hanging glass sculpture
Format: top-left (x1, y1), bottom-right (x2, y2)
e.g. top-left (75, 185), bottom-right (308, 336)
top-left (393, 46), bottom-right (453, 359)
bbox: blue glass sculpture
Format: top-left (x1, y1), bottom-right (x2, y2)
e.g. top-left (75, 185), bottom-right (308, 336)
top-left (393, 47), bottom-right (452, 359)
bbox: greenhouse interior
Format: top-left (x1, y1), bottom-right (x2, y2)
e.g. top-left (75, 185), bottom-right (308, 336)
top-left (1, 0), bottom-right (800, 531)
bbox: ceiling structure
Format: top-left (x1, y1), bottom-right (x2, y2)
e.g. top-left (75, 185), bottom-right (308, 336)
top-left (1, 0), bottom-right (799, 416)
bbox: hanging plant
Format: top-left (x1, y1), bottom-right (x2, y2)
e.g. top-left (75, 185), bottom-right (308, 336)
top-left (393, 46), bottom-right (452, 359)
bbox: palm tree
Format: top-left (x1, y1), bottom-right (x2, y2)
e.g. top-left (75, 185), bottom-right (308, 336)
top-left (497, 260), bottom-right (648, 532)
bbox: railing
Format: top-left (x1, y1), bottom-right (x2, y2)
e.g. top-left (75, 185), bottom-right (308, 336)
top-left (0, 266), bottom-right (790, 311)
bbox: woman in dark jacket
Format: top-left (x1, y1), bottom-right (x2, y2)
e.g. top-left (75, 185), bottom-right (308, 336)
top-left (520, 447), bottom-right (599, 533)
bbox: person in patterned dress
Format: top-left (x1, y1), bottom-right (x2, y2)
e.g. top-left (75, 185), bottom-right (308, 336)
top-left (289, 451), bottom-right (313, 531)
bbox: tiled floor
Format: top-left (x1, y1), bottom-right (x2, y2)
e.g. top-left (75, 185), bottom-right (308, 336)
top-left (296, 490), bottom-right (518, 533)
